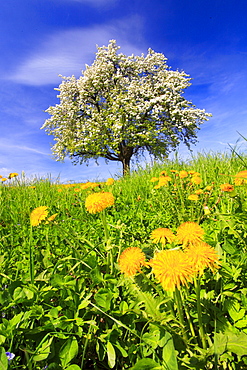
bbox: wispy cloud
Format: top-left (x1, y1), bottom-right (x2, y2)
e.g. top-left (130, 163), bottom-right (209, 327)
top-left (60, 0), bottom-right (118, 6)
top-left (7, 17), bottom-right (145, 86)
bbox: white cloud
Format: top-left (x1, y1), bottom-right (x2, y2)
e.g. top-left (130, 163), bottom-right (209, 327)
top-left (8, 17), bottom-right (145, 86)
top-left (62, 0), bottom-right (118, 6)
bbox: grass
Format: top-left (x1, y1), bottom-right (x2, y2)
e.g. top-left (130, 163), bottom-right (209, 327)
top-left (1, 151), bottom-right (247, 369)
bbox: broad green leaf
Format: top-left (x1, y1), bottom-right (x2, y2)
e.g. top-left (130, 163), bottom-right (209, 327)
top-left (94, 288), bottom-right (112, 310)
top-left (0, 347), bottom-right (8, 370)
top-left (228, 301), bottom-right (245, 322)
top-left (9, 312), bottom-right (23, 328)
top-left (0, 337), bottom-right (5, 347)
top-left (210, 332), bottom-right (227, 356)
top-left (114, 342), bottom-right (128, 357)
top-left (107, 341), bottom-right (116, 369)
top-left (59, 337), bottom-right (78, 368)
top-left (65, 365), bottom-right (81, 370)
top-left (142, 331), bottom-right (159, 349)
top-left (235, 319), bottom-right (247, 328)
top-left (131, 358), bottom-right (163, 370)
top-left (211, 331), bottom-right (247, 357)
top-left (33, 337), bottom-right (53, 362)
top-left (227, 332), bottom-right (247, 356)
top-left (162, 332), bottom-right (178, 370)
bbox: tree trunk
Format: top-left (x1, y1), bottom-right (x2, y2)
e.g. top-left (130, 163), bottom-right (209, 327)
top-left (122, 157), bottom-right (131, 176)
top-left (119, 143), bottom-right (133, 176)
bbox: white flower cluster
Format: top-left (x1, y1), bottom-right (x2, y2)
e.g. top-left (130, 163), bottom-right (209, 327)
top-left (41, 40), bottom-right (211, 168)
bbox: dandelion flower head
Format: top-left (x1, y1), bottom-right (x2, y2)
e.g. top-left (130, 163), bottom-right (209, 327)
top-left (118, 247), bottom-right (146, 277)
top-left (179, 170), bottom-right (188, 179)
top-left (195, 189), bottom-right (203, 195)
top-left (220, 183), bottom-right (234, 192)
top-left (85, 192), bottom-right (114, 214)
top-left (105, 178), bottom-right (114, 186)
top-left (235, 170), bottom-right (247, 179)
top-left (191, 176), bottom-right (202, 185)
top-left (176, 222), bottom-right (204, 247)
top-left (150, 227), bottom-right (175, 244)
top-left (30, 206), bottom-right (48, 226)
top-left (149, 249), bottom-right (194, 291)
top-left (8, 172), bottom-right (18, 179)
top-left (188, 194), bottom-right (199, 201)
top-left (185, 242), bottom-right (220, 275)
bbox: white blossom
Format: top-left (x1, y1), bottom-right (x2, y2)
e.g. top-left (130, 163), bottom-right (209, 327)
top-left (41, 40), bottom-right (211, 174)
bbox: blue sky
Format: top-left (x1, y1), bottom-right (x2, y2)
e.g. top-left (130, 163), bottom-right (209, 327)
top-left (0, 0), bottom-right (247, 183)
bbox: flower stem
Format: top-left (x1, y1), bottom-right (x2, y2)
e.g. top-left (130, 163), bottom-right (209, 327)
top-left (29, 226), bottom-right (34, 284)
top-left (174, 288), bottom-right (188, 344)
top-left (100, 210), bottom-right (113, 274)
top-left (194, 276), bottom-right (207, 349)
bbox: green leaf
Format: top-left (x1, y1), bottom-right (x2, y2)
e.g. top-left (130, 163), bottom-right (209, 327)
top-left (162, 332), bottom-right (178, 370)
top-left (65, 365), bottom-right (81, 370)
top-left (33, 337), bottom-right (53, 362)
top-left (9, 312), bottom-right (23, 328)
top-left (59, 337), bottom-right (78, 368)
top-left (142, 331), bottom-right (159, 349)
top-left (0, 347), bottom-right (8, 370)
top-left (211, 331), bottom-right (247, 357)
top-left (94, 288), bottom-right (113, 310)
top-left (227, 332), bottom-right (247, 356)
top-left (107, 341), bottom-right (116, 369)
top-left (130, 358), bottom-right (163, 370)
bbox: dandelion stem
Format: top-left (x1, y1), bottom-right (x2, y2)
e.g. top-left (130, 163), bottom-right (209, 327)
top-left (174, 288), bottom-right (188, 344)
top-left (100, 210), bottom-right (109, 243)
top-left (194, 276), bottom-right (207, 349)
top-left (100, 210), bottom-right (113, 274)
top-left (29, 226), bottom-right (34, 285)
top-left (181, 288), bottom-right (196, 338)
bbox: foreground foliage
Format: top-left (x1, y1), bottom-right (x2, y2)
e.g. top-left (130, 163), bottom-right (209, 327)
top-left (1, 152), bottom-right (247, 369)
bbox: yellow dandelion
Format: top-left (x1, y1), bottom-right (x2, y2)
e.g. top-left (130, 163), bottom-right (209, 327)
top-left (159, 171), bottom-right (167, 176)
top-left (191, 176), bottom-right (202, 185)
top-left (195, 189), bottom-right (203, 195)
top-left (176, 222), bottom-right (204, 246)
top-left (150, 227), bottom-right (176, 244)
top-left (105, 178), bottom-right (114, 186)
top-left (185, 242), bottom-right (220, 275)
top-left (179, 170), bottom-right (188, 179)
top-left (85, 192), bottom-right (114, 214)
top-left (157, 176), bottom-right (172, 187)
top-left (150, 177), bottom-right (159, 182)
top-left (235, 170), bottom-right (247, 178)
top-left (234, 171), bottom-right (247, 185)
top-left (205, 185), bottom-right (213, 191)
top-left (118, 247), bottom-right (146, 277)
top-left (47, 213), bottom-right (58, 222)
top-left (30, 206), bottom-right (48, 226)
top-left (148, 249), bottom-right (194, 291)
top-left (234, 177), bottom-right (245, 186)
top-left (220, 183), bottom-right (234, 192)
top-left (8, 172), bottom-right (18, 179)
top-left (188, 194), bottom-right (199, 201)
top-left (0, 178), bottom-right (7, 182)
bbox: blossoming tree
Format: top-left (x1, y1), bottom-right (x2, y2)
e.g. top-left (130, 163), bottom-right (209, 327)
top-left (41, 40), bottom-right (211, 174)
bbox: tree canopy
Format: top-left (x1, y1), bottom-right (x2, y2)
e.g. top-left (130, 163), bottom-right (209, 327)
top-left (41, 40), bottom-right (211, 174)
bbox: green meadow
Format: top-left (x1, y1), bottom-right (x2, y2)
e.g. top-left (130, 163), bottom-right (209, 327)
top-left (1, 151), bottom-right (247, 369)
